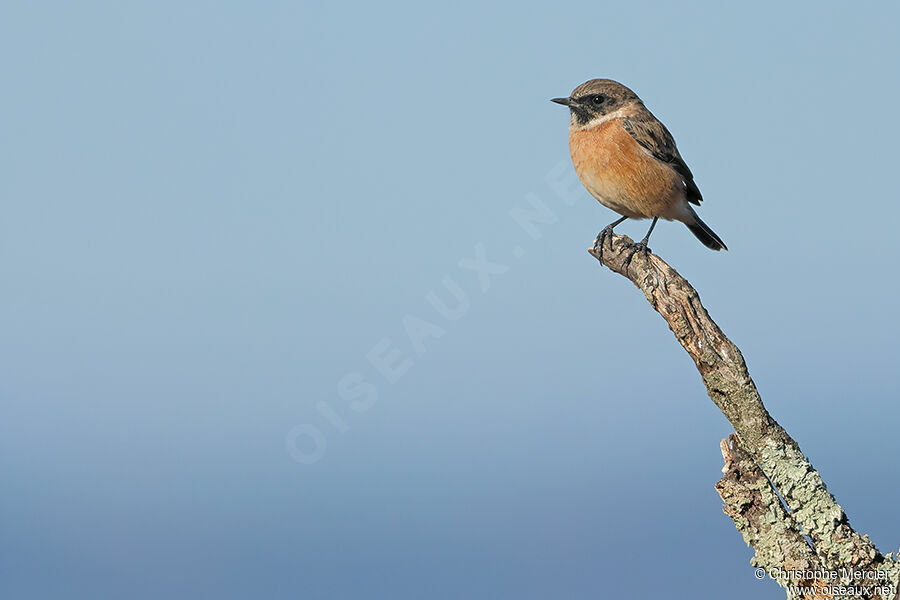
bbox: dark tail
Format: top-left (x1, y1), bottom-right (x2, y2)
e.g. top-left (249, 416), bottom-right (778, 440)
top-left (686, 212), bottom-right (727, 251)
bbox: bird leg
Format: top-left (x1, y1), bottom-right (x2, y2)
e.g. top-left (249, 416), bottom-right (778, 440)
top-left (593, 216), bottom-right (629, 261)
top-left (629, 217), bottom-right (658, 256)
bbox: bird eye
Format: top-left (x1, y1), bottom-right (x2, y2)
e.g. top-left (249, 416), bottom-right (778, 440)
top-left (591, 95), bottom-right (605, 105)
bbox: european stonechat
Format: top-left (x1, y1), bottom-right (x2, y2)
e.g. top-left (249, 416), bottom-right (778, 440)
top-left (552, 79), bottom-right (726, 251)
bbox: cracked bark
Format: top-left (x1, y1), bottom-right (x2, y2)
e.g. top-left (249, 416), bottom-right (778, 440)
top-left (589, 233), bottom-right (899, 599)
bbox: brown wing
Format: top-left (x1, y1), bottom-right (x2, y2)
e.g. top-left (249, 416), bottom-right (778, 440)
top-left (622, 115), bottom-right (703, 205)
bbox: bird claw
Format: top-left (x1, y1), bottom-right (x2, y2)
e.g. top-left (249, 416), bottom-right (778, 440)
top-left (623, 240), bottom-right (651, 268)
top-left (593, 226), bottom-right (615, 261)
top-left (631, 240), bottom-right (651, 255)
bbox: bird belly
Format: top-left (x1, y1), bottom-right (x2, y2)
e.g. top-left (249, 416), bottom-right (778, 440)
top-left (576, 169), bottom-right (651, 218)
top-left (569, 120), bottom-right (686, 220)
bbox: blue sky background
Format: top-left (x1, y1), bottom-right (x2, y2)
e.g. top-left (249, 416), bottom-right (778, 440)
top-left (2, 2), bottom-right (899, 598)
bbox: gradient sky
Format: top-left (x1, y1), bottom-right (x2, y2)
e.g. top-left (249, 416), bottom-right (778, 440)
top-left (2, 2), bottom-right (899, 599)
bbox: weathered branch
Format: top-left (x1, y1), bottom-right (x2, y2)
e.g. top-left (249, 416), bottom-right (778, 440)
top-left (716, 433), bottom-right (828, 594)
top-left (590, 233), bottom-right (899, 599)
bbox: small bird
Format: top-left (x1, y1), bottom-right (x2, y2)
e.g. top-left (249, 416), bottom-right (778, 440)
top-left (552, 79), bottom-right (726, 252)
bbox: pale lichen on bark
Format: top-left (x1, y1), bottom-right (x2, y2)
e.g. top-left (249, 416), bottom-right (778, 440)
top-left (589, 233), bottom-right (899, 599)
top-left (716, 434), bottom-right (823, 592)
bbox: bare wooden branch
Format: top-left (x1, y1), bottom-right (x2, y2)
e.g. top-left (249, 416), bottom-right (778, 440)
top-left (716, 433), bottom-right (828, 594)
top-left (589, 233), bottom-right (899, 599)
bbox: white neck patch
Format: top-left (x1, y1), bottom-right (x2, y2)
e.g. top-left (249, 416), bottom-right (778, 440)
top-left (570, 107), bottom-right (629, 131)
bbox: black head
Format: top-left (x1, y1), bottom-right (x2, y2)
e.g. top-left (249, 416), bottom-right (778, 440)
top-left (551, 79), bottom-right (641, 127)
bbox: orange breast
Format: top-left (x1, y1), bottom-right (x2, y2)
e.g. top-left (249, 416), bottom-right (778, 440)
top-left (569, 119), bottom-right (684, 219)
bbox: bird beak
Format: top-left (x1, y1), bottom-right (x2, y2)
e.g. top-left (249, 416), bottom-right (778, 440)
top-left (551, 97), bottom-right (573, 106)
